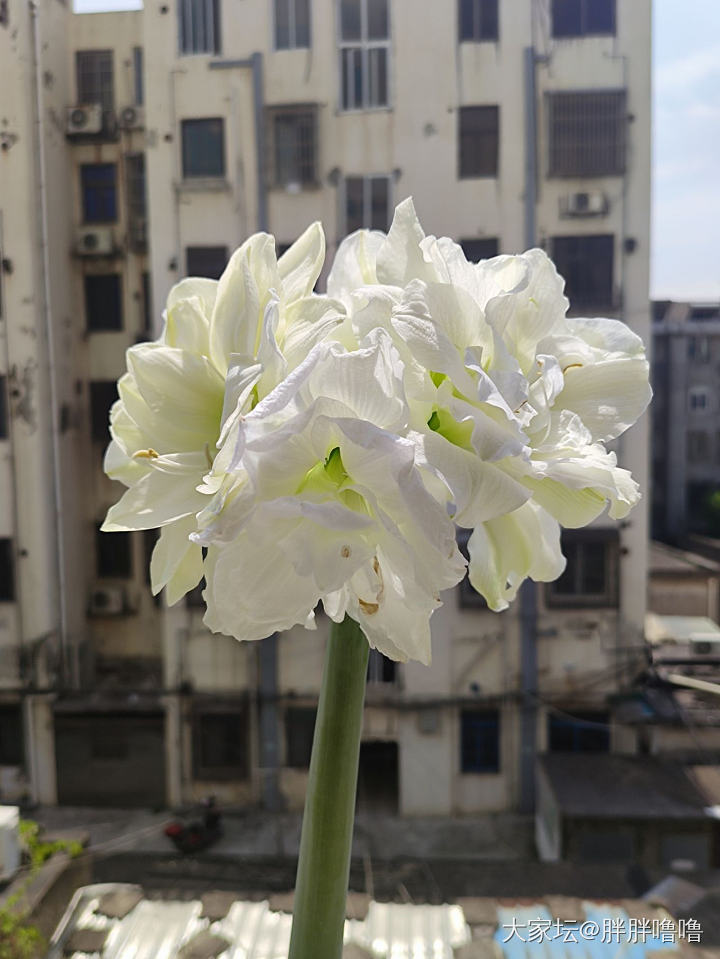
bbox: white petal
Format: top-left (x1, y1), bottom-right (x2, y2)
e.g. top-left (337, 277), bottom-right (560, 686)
top-left (376, 197), bottom-right (435, 287)
top-left (327, 230), bottom-right (384, 303)
top-left (149, 515), bottom-right (204, 602)
top-left (102, 453), bottom-right (207, 530)
top-left (555, 357), bottom-right (652, 442)
top-left (277, 221), bottom-right (325, 301)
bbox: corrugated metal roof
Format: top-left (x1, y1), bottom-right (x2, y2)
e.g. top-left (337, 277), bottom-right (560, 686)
top-left (49, 885), bottom-right (470, 959)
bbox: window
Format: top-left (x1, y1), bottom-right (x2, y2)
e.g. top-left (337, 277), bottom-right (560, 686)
top-left (275, 0), bottom-right (310, 49)
top-left (268, 107), bottom-right (318, 188)
top-left (551, 234), bottom-right (614, 312)
top-left (367, 649), bottom-right (396, 683)
top-left (285, 706), bottom-right (316, 767)
top-left (548, 91), bottom-right (626, 177)
top-left (458, 106), bottom-right (499, 179)
top-left (84, 274), bottom-right (122, 332)
top-left (688, 335), bottom-right (710, 362)
top-left (179, 0), bottom-right (221, 55)
top-left (456, 528), bottom-right (487, 609)
top-left (81, 164), bottom-right (117, 223)
top-left (0, 539), bottom-right (15, 602)
top-left (459, 237), bottom-right (498, 262)
top-left (76, 50), bottom-right (114, 111)
top-left (688, 430), bottom-right (709, 463)
top-left (0, 1), bottom-right (8, 28)
top-left (141, 272), bottom-right (152, 337)
top-left (186, 246), bottom-right (228, 280)
top-left (0, 374), bottom-right (7, 439)
top-left (0, 705), bottom-right (22, 764)
top-left (460, 709), bottom-right (500, 773)
top-left (193, 708), bottom-right (249, 780)
top-left (89, 380), bottom-right (118, 442)
top-left (96, 524), bottom-right (132, 578)
top-left (546, 528), bottom-right (619, 607)
top-left (125, 154), bottom-right (147, 251)
top-left (339, 0), bottom-right (390, 111)
top-left (689, 387), bottom-right (709, 412)
top-left (548, 710), bottom-right (610, 752)
top-left (345, 175), bottom-right (391, 233)
top-left (458, 0), bottom-right (498, 42)
top-left (133, 47), bottom-right (144, 106)
top-left (181, 118), bottom-right (225, 178)
top-left (551, 0), bottom-right (615, 38)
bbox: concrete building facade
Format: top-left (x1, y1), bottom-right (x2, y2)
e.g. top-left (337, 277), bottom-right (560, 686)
top-left (0, 0), bottom-right (653, 826)
top-left (652, 300), bottom-right (720, 543)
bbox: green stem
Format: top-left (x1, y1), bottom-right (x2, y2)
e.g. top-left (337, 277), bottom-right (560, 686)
top-left (288, 615), bottom-right (369, 959)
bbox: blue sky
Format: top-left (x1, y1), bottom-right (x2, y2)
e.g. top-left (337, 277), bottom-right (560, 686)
top-left (73, 0), bottom-right (720, 301)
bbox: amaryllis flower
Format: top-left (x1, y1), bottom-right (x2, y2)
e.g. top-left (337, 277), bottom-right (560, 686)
top-left (102, 224), bottom-right (343, 603)
top-left (194, 331), bottom-right (466, 664)
top-left (327, 199), bottom-right (652, 609)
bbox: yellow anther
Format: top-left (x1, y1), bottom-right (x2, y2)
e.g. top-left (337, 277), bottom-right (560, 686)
top-left (133, 448), bottom-right (159, 460)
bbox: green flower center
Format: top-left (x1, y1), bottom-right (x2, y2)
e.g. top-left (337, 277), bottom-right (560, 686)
top-left (297, 447), bottom-right (367, 512)
top-left (427, 407), bottom-right (474, 451)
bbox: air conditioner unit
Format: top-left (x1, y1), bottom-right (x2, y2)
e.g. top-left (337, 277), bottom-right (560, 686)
top-left (562, 191), bottom-right (609, 217)
top-left (88, 586), bottom-right (126, 616)
top-left (118, 105), bottom-right (144, 131)
top-left (66, 103), bottom-right (103, 136)
top-left (75, 227), bottom-right (115, 257)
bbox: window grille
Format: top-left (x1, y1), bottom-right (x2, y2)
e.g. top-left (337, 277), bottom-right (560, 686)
top-left (193, 708), bottom-right (249, 780)
top-left (76, 50), bottom-right (114, 110)
top-left (551, 0), bottom-right (615, 38)
top-left (460, 709), bottom-right (500, 773)
top-left (179, 0), bottom-right (221, 55)
top-left (339, 0), bottom-right (390, 110)
top-left (344, 175), bottom-right (391, 233)
top-left (81, 163), bottom-right (117, 223)
top-left (458, 106), bottom-right (499, 178)
top-left (181, 118), bottom-right (225, 178)
top-left (548, 90), bottom-right (626, 177)
top-left (551, 234), bottom-right (614, 312)
top-left (268, 106), bottom-right (318, 187)
top-left (458, 0), bottom-right (498, 42)
top-left (275, 0), bottom-right (311, 49)
top-left (546, 529), bottom-right (619, 607)
top-left (125, 154), bottom-right (147, 251)
top-left (85, 274), bottom-right (123, 332)
top-left (548, 711), bottom-right (610, 752)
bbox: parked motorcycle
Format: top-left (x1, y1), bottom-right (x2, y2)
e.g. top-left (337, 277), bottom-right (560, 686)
top-left (164, 796), bottom-right (223, 854)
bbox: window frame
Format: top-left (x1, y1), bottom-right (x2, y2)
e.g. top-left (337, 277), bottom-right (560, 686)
top-left (460, 708), bottom-right (500, 774)
top-left (338, 0), bottom-right (392, 112)
top-left (75, 49), bottom-right (114, 112)
top-left (80, 163), bottom-right (118, 224)
top-left (343, 174), bottom-right (393, 233)
top-left (0, 538), bottom-right (15, 603)
top-left (547, 89), bottom-right (627, 178)
top-left (285, 705), bottom-right (317, 768)
top-left (89, 380), bottom-right (118, 443)
top-left (456, 528), bottom-right (488, 610)
top-left (458, 105), bottom-right (500, 179)
top-left (0, 374), bottom-right (8, 440)
top-left (547, 709), bottom-right (610, 752)
top-left (84, 273), bottom-right (123, 332)
top-left (274, 0), bottom-right (311, 50)
top-left (687, 430), bottom-right (710, 463)
top-left (185, 246), bottom-right (229, 280)
top-left (178, 0), bottom-right (221, 56)
top-left (181, 118), bottom-right (226, 180)
top-left (545, 528), bottom-right (619, 608)
top-left (0, 704), bottom-right (23, 764)
top-left (125, 153), bottom-right (147, 252)
top-left (95, 523), bottom-right (132, 579)
top-left (551, 0), bottom-right (616, 39)
top-left (458, 0), bottom-right (499, 43)
top-left (367, 648), bottom-right (397, 684)
top-left (267, 105), bottom-right (319, 189)
top-left (551, 233), bottom-right (615, 313)
top-left (459, 238), bottom-right (499, 262)
top-left (688, 387), bottom-right (710, 413)
top-left (193, 704), bottom-right (249, 781)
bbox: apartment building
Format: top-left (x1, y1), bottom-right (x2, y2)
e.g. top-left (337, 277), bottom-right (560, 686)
top-left (0, 0), bottom-right (652, 821)
top-left (652, 300), bottom-right (720, 543)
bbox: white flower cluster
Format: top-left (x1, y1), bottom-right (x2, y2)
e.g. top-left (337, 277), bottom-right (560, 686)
top-left (102, 199), bottom-right (651, 664)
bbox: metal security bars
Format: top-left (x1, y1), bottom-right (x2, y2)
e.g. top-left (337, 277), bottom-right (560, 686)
top-left (548, 90), bottom-right (626, 177)
top-left (551, 0), bottom-right (615, 37)
top-left (344, 175), bottom-right (392, 233)
top-left (458, 0), bottom-right (498, 42)
top-left (125, 154), bottom-right (147, 251)
top-left (275, 0), bottom-right (311, 49)
top-left (179, 0), bottom-right (221, 55)
top-left (76, 50), bottom-right (114, 111)
top-left (339, 0), bottom-right (390, 110)
top-left (552, 234), bottom-right (614, 312)
top-left (267, 106), bottom-right (318, 188)
top-left (458, 105), bottom-right (499, 178)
